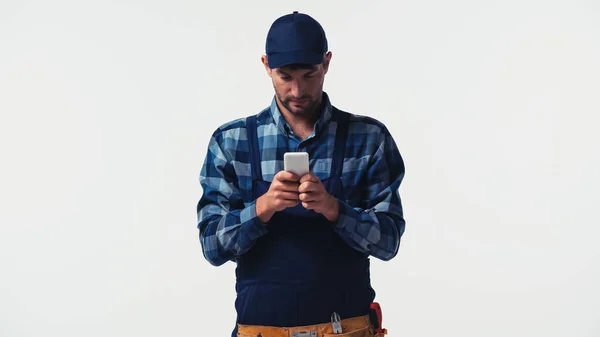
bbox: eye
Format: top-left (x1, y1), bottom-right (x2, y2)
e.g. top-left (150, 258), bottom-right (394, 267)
top-left (280, 76), bottom-right (292, 81)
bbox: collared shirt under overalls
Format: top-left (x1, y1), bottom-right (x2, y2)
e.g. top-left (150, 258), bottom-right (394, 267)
top-left (232, 107), bottom-right (375, 336)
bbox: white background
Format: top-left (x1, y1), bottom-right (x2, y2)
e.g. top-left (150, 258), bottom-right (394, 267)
top-left (1, 1), bottom-right (599, 336)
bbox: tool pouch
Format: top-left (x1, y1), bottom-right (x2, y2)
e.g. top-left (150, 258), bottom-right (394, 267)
top-left (368, 302), bottom-right (388, 336)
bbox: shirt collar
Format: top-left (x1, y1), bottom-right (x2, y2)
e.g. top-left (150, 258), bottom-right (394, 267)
top-left (269, 92), bottom-right (333, 136)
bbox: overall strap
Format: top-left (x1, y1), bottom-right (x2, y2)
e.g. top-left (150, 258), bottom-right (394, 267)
top-left (330, 109), bottom-right (350, 177)
top-left (246, 116), bottom-right (262, 181)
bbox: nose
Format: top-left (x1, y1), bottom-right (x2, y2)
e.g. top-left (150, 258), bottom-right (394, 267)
top-left (289, 80), bottom-right (305, 98)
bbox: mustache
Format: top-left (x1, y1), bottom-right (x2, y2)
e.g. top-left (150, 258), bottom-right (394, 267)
top-left (286, 96), bottom-right (310, 102)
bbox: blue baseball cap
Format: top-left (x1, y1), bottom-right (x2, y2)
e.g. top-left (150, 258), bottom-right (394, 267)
top-left (265, 11), bottom-right (328, 69)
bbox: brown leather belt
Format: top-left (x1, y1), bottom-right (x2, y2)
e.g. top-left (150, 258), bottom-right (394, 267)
top-left (236, 314), bottom-right (382, 337)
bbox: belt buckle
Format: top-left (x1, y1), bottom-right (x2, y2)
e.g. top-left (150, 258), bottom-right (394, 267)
top-left (291, 332), bottom-right (317, 337)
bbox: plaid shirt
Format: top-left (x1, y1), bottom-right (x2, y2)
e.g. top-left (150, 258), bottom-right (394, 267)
top-left (197, 93), bottom-right (406, 266)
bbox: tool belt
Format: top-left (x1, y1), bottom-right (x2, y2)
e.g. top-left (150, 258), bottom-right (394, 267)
top-left (236, 314), bottom-right (388, 337)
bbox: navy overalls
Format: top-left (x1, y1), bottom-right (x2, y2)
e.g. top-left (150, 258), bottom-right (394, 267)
top-left (231, 108), bottom-right (376, 336)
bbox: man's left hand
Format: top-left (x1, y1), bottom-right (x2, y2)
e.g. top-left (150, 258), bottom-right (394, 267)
top-left (298, 173), bottom-right (339, 222)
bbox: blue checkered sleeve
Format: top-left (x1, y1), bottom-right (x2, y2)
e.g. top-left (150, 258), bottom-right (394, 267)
top-left (332, 126), bottom-right (406, 261)
top-left (196, 130), bottom-right (267, 266)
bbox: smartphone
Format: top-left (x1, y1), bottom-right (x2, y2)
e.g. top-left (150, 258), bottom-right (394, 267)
top-left (283, 152), bottom-right (310, 177)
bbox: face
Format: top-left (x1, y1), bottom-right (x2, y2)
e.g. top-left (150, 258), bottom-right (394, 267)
top-left (262, 52), bottom-right (332, 117)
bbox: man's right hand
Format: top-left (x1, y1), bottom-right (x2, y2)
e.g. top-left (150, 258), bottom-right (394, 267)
top-left (256, 171), bottom-right (301, 223)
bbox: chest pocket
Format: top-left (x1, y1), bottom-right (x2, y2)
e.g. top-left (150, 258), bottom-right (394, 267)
top-left (338, 155), bottom-right (371, 208)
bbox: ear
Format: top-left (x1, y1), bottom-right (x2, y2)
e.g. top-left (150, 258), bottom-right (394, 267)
top-left (322, 51), bottom-right (332, 74)
top-left (261, 55), bottom-right (272, 77)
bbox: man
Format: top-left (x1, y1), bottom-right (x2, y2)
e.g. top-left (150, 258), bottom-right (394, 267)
top-left (197, 11), bottom-right (406, 337)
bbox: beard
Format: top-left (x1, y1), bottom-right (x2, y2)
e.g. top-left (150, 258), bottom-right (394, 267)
top-left (274, 87), bottom-right (321, 117)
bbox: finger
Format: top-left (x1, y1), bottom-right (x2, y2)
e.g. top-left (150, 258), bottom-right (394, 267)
top-left (276, 199), bottom-right (300, 210)
top-left (274, 191), bottom-right (300, 201)
top-left (299, 192), bottom-right (320, 203)
top-left (299, 173), bottom-right (319, 184)
top-left (278, 181), bottom-right (301, 192)
top-left (279, 198), bottom-right (300, 205)
top-left (277, 170), bottom-right (300, 182)
top-left (302, 200), bottom-right (319, 210)
top-left (298, 181), bottom-right (320, 194)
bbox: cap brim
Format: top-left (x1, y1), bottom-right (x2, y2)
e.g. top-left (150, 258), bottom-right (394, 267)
top-left (267, 50), bottom-right (324, 69)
